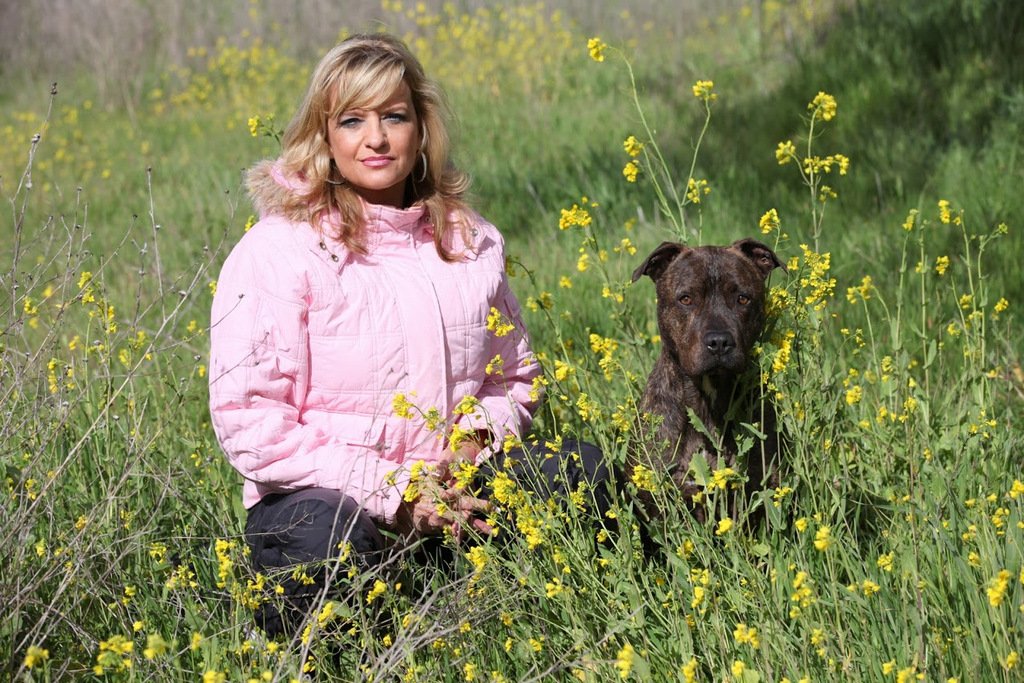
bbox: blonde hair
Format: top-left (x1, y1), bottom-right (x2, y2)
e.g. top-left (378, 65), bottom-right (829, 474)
top-left (273, 33), bottom-right (471, 260)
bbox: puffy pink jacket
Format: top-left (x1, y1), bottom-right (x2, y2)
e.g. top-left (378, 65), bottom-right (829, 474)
top-left (209, 161), bottom-right (540, 524)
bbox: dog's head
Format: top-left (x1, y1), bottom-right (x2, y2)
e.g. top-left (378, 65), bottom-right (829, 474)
top-left (632, 238), bottom-right (785, 377)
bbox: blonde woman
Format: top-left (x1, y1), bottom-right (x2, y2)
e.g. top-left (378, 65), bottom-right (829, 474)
top-left (209, 33), bottom-right (609, 636)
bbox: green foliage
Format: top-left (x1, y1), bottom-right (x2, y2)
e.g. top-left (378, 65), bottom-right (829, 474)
top-left (2, 0), bottom-right (1022, 680)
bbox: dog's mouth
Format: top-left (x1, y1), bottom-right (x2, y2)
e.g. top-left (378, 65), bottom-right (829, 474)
top-left (688, 349), bottom-right (747, 377)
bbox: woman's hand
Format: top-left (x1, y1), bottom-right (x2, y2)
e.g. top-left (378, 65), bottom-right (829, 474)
top-left (395, 437), bottom-right (495, 541)
top-left (395, 486), bottom-right (494, 539)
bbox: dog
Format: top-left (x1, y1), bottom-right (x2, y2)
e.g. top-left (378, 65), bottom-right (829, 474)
top-left (627, 237), bottom-right (785, 522)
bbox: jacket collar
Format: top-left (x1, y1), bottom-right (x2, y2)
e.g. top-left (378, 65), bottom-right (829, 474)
top-left (264, 160), bottom-right (480, 264)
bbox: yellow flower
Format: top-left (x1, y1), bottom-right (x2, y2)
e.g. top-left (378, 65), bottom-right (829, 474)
top-left (576, 392), bottom-right (600, 422)
top-left (692, 79), bottom-right (717, 101)
top-left (486, 307), bottom-right (515, 337)
top-left (709, 467), bottom-right (738, 491)
top-left (731, 660), bottom-right (746, 677)
top-left (794, 517), bottom-right (809, 533)
top-left (630, 464), bottom-right (658, 493)
top-left (248, 115), bottom-right (261, 137)
top-left (203, 671), bottom-right (227, 683)
top-left (776, 140), bottom-right (796, 165)
top-left (938, 199), bottom-right (952, 224)
top-left (623, 135), bottom-right (644, 157)
top-left (391, 393), bottom-right (415, 419)
top-left (485, 354), bottom-right (504, 375)
top-left (733, 623), bottom-right (760, 649)
top-left (846, 275), bottom-right (873, 303)
top-left (614, 642), bottom-right (635, 679)
top-left (559, 203), bottom-right (592, 230)
top-left (622, 160), bottom-right (640, 183)
top-left (813, 525), bottom-right (833, 551)
top-left (686, 177), bottom-right (710, 203)
top-left (143, 633), bottom-right (168, 660)
top-left (367, 579), bottom-right (388, 604)
top-left (587, 37), bottom-right (607, 62)
top-left (987, 569), bottom-right (1012, 607)
top-left (808, 91), bottom-right (837, 121)
top-left (759, 208), bottom-right (781, 234)
top-left (902, 208), bottom-right (919, 231)
top-left (715, 518), bottom-right (734, 536)
top-left (877, 552), bottom-right (895, 572)
top-left (934, 255), bottom-right (950, 275)
top-left (465, 546), bottom-right (488, 574)
top-left (682, 658), bottom-right (698, 683)
top-left (576, 251), bottom-right (590, 273)
top-left (545, 577), bottom-right (565, 598)
top-left (24, 646), bottom-right (49, 669)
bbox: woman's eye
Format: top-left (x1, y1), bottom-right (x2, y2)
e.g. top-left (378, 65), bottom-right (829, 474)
top-left (384, 112), bottom-right (408, 123)
top-left (338, 117), bottom-right (361, 128)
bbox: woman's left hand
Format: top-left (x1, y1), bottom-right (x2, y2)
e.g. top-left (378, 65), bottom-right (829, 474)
top-left (395, 484), bottom-right (493, 539)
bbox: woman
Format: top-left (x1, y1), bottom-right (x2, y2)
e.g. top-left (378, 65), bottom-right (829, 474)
top-left (209, 33), bottom-right (608, 637)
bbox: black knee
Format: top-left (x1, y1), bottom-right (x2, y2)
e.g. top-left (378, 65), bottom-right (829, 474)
top-left (243, 488), bottom-right (386, 637)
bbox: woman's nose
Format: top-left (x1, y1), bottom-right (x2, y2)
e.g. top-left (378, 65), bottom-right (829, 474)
top-left (365, 117), bottom-right (387, 147)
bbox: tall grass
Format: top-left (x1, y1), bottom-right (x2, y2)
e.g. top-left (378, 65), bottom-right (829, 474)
top-left (2, 0), bottom-right (1022, 680)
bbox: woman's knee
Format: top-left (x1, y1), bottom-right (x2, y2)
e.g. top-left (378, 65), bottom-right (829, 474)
top-left (245, 488), bottom-right (385, 568)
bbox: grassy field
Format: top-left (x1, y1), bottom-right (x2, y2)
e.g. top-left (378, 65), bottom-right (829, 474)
top-left (3, 0), bottom-right (1023, 680)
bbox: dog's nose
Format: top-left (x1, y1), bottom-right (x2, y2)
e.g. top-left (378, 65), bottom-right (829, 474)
top-left (704, 331), bottom-right (735, 356)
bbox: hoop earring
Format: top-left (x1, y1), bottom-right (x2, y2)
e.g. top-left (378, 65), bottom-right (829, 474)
top-left (326, 162), bottom-right (346, 186)
top-left (416, 152), bottom-right (428, 183)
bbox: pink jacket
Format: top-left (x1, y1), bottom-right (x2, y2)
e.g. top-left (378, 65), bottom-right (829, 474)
top-left (209, 161), bottom-right (540, 524)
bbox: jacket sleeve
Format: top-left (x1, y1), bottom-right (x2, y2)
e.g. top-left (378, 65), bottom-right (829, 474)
top-left (208, 228), bottom-right (410, 523)
top-left (456, 227), bottom-right (542, 452)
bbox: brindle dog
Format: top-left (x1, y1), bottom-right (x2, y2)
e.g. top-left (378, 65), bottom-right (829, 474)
top-left (628, 237), bottom-right (785, 521)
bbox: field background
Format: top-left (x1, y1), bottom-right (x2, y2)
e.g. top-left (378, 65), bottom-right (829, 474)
top-left (2, 0), bottom-right (1023, 681)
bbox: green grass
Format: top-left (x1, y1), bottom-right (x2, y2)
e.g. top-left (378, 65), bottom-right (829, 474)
top-left (2, 0), bottom-right (1023, 680)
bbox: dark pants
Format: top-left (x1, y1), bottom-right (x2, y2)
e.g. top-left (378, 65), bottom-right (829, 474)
top-left (244, 440), bottom-right (610, 637)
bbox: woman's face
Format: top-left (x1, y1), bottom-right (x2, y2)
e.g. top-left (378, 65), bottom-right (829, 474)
top-left (327, 81), bottom-right (421, 207)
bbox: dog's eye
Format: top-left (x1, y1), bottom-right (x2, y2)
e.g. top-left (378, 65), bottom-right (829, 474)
top-left (738, 295), bottom-right (751, 305)
top-left (679, 294), bottom-right (692, 306)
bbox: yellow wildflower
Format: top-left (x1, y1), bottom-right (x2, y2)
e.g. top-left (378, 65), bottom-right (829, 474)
top-left (692, 79), bottom-right (716, 101)
top-left (808, 91), bottom-right (837, 121)
top-left (776, 140), bottom-right (796, 164)
top-left (615, 642), bottom-right (635, 679)
top-left (623, 135), bottom-right (644, 157)
top-left (24, 646), bottom-right (49, 669)
top-left (759, 208), bottom-right (781, 234)
top-left (814, 525), bottom-right (833, 551)
top-left (623, 160), bottom-right (640, 182)
top-left (367, 579), bottom-right (388, 604)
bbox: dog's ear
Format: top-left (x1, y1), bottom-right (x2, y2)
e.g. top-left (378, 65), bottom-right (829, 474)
top-left (632, 241), bottom-right (685, 282)
top-left (730, 238), bottom-right (786, 279)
